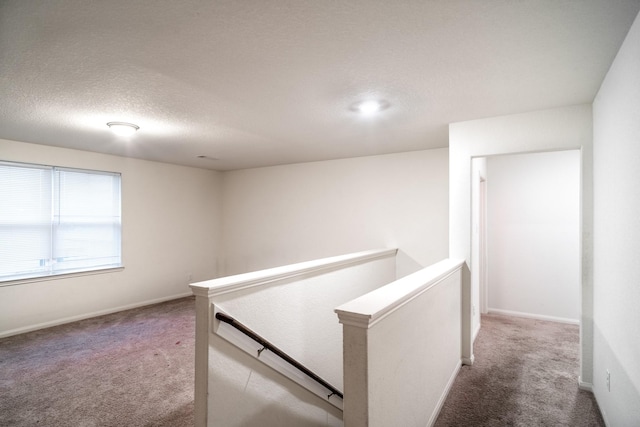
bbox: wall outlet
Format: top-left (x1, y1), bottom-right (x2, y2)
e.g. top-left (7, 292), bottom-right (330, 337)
top-left (472, 304), bottom-right (476, 315)
top-left (606, 369), bottom-right (611, 392)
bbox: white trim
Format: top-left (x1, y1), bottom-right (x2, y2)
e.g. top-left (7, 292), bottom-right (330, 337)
top-left (0, 266), bottom-right (125, 288)
top-left (190, 248), bottom-right (397, 298)
top-left (473, 322), bottom-right (481, 342)
top-left (0, 291), bottom-right (192, 338)
top-left (335, 258), bottom-right (464, 329)
top-left (462, 355), bottom-right (475, 366)
top-left (578, 377), bottom-right (594, 392)
top-left (488, 308), bottom-right (579, 325)
top-left (428, 360), bottom-right (462, 427)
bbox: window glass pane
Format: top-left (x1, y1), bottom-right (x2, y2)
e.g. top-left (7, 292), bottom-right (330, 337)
top-left (0, 161), bottom-right (122, 282)
top-left (0, 162), bottom-right (52, 279)
top-left (53, 168), bottom-right (122, 273)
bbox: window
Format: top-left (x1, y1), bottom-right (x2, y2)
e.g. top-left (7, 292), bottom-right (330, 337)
top-left (0, 161), bottom-right (122, 283)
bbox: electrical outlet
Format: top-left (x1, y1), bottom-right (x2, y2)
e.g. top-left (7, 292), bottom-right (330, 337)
top-left (606, 370), bottom-right (611, 392)
top-left (472, 305), bottom-right (476, 315)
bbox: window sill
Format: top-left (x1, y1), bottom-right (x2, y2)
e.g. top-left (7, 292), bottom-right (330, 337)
top-left (0, 266), bottom-right (125, 287)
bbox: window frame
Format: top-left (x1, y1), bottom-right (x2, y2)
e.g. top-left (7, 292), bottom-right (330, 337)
top-left (0, 160), bottom-right (123, 286)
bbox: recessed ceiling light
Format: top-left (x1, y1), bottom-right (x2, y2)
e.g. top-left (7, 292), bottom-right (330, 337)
top-left (107, 122), bottom-right (139, 136)
top-left (350, 99), bottom-right (390, 115)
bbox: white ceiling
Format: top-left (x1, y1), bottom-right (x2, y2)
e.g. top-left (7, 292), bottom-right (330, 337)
top-left (1, 1), bottom-right (639, 171)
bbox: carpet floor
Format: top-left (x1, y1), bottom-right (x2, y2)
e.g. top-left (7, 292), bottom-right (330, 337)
top-left (435, 314), bottom-right (605, 427)
top-left (1, 300), bottom-right (605, 426)
top-left (0, 297), bottom-right (195, 427)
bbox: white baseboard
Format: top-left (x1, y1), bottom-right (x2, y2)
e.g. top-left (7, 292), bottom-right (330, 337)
top-left (578, 377), bottom-right (593, 392)
top-left (0, 292), bottom-right (193, 339)
top-left (488, 308), bottom-right (579, 325)
top-left (462, 355), bottom-right (475, 366)
top-left (428, 360), bottom-right (462, 427)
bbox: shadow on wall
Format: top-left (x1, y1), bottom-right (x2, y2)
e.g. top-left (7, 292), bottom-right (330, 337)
top-left (210, 333), bottom-right (343, 427)
top-left (396, 250), bottom-right (424, 278)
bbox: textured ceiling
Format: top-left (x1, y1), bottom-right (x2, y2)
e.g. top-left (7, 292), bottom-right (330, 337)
top-left (1, 0), bottom-right (639, 170)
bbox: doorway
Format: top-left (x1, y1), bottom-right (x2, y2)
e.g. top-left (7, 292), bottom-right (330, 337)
top-left (471, 150), bottom-right (581, 331)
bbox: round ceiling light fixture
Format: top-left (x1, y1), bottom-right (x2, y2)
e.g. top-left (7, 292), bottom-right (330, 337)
top-left (107, 121), bottom-right (139, 136)
top-left (350, 99), bottom-right (390, 116)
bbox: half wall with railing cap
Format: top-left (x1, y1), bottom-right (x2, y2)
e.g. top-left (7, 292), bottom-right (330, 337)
top-left (190, 250), bottom-right (467, 427)
top-left (190, 248), bottom-right (398, 427)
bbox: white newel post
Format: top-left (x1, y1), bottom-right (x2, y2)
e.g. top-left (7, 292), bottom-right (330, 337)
top-left (190, 287), bottom-right (212, 427)
top-left (339, 322), bottom-right (370, 427)
top-left (460, 264), bottom-right (474, 366)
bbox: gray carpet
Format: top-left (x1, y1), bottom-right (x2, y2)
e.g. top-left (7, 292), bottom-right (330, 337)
top-left (1, 300), bottom-right (605, 426)
top-left (435, 314), bottom-right (605, 427)
top-left (0, 297), bottom-right (195, 427)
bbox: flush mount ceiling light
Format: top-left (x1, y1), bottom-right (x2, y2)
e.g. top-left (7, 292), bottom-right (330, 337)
top-left (107, 122), bottom-right (139, 136)
top-left (350, 99), bottom-right (390, 116)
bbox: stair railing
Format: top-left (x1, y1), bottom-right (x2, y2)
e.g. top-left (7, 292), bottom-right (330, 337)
top-left (215, 311), bottom-right (344, 400)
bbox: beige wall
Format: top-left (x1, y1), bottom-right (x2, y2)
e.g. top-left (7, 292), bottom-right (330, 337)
top-left (1, 143), bottom-right (450, 339)
top-left (221, 149), bottom-right (449, 277)
top-left (0, 138), bottom-right (222, 337)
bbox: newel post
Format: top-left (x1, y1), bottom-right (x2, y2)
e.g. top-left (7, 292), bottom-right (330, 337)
top-left (190, 286), bottom-right (212, 427)
top-left (460, 263), bottom-right (474, 365)
top-left (336, 316), bottom-right (371, 427)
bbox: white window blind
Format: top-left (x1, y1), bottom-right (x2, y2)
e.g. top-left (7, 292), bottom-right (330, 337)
top-left (0, 161), bottom-right (122, 282)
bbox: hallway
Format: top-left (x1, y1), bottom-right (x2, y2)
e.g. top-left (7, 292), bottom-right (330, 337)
top-left (435, 314), bottom-right (604, 426)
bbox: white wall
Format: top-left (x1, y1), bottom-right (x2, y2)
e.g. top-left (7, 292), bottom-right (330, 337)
top-left (592, 10), bottom-right (640, 426)
top-left (221, 149), bottom-right (449, 277)
top-left (486, 150), bottom-right (581, 323)
top-left (0, 138), bottom-right (222, 337)
top-left (449, 104), bottom-right (593, 380)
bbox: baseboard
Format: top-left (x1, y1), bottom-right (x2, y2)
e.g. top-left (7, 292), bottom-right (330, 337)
top-left (462, 355), bottom-right (475, 366)
top-left (488, 308), bottom-right (579, 325)
top-left (0, 292), bottom-right (193, 339)
top-left (578, 377), bottom-right (593, 392)
top-left (428, 359), bottom-right (462, 427)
